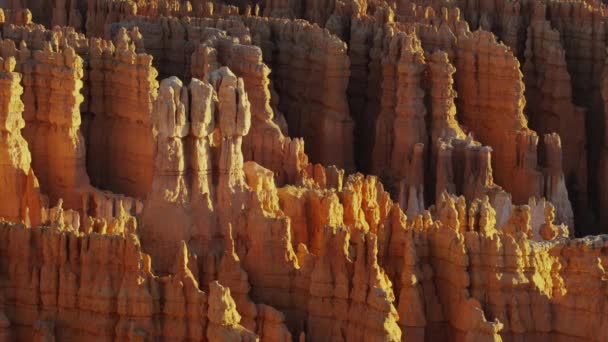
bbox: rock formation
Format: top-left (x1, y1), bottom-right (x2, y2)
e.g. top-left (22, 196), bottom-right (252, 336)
top-left (109, 16), bottom-right (356, 172)
top-left (0, 56), bottom-right (45, 226)
top-left (0, 215), bottom-right (263, 341)
top-left (85, 29), bottom-right (157, 198)
top-left (17, 43), bottom-right (89, 210)
top-left (523, 3), bottom-right (588, 227)
top-left (0, 1), bottom-right (606, 341)
top-left (454, 29), bottom-right (573, 227)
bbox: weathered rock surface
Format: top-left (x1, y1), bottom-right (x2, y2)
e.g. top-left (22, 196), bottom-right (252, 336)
top-left (0, 56), bottom-right (45, 226)
top-left (85, 28), bottom-right (157, 198)
top-left (0, 1), bottom-right (606, 341)
top-left (0, 216), bottom-right (260, 341)
top-left (5, 41), bottom-right (90, 211)
top-left (110, 15), bottom-right (356, 172)
top-left (523, 3), bottom-right (588, 228)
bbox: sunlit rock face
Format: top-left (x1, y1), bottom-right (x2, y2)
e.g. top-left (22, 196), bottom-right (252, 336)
top-left (0, 0), bottom-right (606, 341)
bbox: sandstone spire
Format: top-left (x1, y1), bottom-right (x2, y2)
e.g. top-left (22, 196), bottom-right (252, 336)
top-left (0, 56), bottom-right (44, 225)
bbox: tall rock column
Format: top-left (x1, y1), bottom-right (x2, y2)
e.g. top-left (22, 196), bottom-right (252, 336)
top-left (427, 51), bottom-right (468, 203)
top-left (86, 30), bottom-right (158, 198)
top-left (41, 45), bottom-right (90, 210)
top-left (543, 134), bottom-right (574, 231)
top-left (407, 29), bottom-right (527, 225)
top-left (318, 33), bottom-right (355, 172)
top-left (142, 76), bottom-right (192, 273)
top-left (523, 3), bottom-right (588, 228)
top-left (257, 19), bottom-right (354, 171)
top-left (226, 44), bottom-right (291, 182)
top-left (371, 32), bottom-right (427, 215)
top-left (370, 27), bottom-right (398, 179)
top-left (1, 40), bottom-right (91, 211)
top-left (0, 56), bottom-right (44, 225)
top-left (455, 29), bottom-right (573, 227)
top-left (455, 30), bottom-right (531, 197)
top-left (210, 67), bottom-right (251, 214)
top-left (189, 78), bottom-right (215, 206)
top-left (546, 1), bottom-right (606, 231)
top-left (390, 35), bottom-right (427, 182)
top-left (428, 51), bottom-right (465, 151)
top-left (0, 36), bottom-right (148, 219)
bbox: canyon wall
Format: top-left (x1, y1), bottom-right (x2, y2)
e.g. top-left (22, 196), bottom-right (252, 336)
top-left (110, 15), bottom-right (355, 173)
top-left (0, 40), bottom-right (90, 210)
top-left (85, 30), bottom-right (157, 198)
top-left (0, 55), bottom-right (45, 226)
top-left (0, 1), bottom-right (605, 341)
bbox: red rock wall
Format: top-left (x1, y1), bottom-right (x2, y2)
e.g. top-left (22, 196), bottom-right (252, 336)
top-left (0, 2), bottom-right (606, 341)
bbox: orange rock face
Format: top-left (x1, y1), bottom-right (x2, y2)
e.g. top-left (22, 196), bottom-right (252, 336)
top-left (0, 0), bottom-right (607, 341)
top-left (0, 56), bottom-right (44, 226)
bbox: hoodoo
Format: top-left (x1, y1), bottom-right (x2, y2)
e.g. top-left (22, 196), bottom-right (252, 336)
top-left (0, 1), bottom-right (606, 341)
